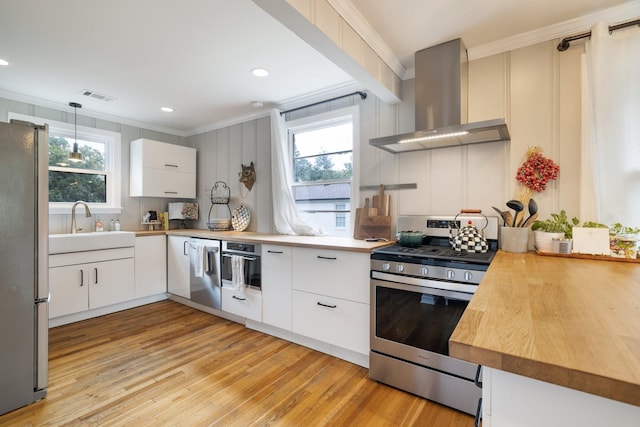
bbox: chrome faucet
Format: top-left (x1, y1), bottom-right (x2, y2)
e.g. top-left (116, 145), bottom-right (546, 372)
top-left (71, 201), bottom-right (92, 233)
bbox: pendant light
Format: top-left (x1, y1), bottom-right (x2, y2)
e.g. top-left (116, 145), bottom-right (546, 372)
top-left (68, 102), bottom-right (83, 163)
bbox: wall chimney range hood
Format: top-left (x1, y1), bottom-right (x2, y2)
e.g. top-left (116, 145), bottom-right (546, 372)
top-left (370, 39), bottom-right (510, 153)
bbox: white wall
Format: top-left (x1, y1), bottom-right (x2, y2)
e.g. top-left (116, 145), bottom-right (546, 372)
top-left (0, 97), bottom-right (189, 234)
top-left (0, 37), bottom-right (585, 236)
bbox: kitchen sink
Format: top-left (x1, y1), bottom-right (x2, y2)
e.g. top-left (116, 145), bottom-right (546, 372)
top-left (48, 231), bottom-right (135, 254)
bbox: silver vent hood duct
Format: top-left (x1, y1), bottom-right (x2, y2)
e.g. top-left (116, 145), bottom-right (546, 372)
top-left (370, 39), bottom-right (510, 153)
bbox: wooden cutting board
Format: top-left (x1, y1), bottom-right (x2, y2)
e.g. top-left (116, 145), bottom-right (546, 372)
top-left (372, 184), bottom-right (390, 216)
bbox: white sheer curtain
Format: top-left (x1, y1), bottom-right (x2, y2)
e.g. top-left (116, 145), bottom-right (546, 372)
top-left (581, 22), bottom-right (640, 228)
top-left (270, 109), bottom-right (323, 235)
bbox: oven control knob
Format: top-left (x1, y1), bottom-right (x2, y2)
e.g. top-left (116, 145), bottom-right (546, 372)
top-left (420, 267), bottom-right (429, 276)
top-left (396, 264), bottom-right (405, 273)
top-left (382, 262), bottom-right (390, 271)
top-left (464, 271), bottom-right (473, 281)
top-left (446, 269), bottom-right (455, 279)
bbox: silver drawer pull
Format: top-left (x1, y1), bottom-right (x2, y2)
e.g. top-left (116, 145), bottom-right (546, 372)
top-left (317, 256), bottom-right (337, 260)
top-left (317, 301), bottom-right (337, 309)
top-left (232, 295), bottom-right (247, 301)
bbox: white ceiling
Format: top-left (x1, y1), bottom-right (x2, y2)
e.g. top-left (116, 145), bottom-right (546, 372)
top-left (0, 0), bottom-right (636, 135)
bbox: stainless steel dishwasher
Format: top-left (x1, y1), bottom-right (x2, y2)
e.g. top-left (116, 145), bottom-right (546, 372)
top-left (189, 238), bottom-right (221, 310)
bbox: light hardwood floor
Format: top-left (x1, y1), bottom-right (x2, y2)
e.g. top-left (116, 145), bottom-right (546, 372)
top-left (0, 300), bottom-right (474, 426)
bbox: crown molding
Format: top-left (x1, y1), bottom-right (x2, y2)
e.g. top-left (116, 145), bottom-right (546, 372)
top-left (469, 2), bottom-right (640, 60)
top-left (327, 0), bottom-right (407, 79)
top-left (0, 88), bottom-right (187, 137)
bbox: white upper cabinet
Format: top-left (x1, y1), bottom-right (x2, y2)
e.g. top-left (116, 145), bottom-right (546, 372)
top-left (129, 138), bottom-right (196, 198)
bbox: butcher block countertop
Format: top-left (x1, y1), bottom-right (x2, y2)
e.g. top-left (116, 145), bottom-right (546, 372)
top-left (449, 250), bottom-right (640, 406)
top-left (165, 229), bottom-right (392, 253)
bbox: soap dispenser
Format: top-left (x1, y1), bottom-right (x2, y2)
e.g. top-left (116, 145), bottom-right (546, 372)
top-left (95, 216), bottom-right (104, 232)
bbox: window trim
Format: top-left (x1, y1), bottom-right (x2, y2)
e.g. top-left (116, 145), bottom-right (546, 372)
top-left (8, 112), bottom-right (122, 214)
top-left (286, 106), bottom-right (360, 235)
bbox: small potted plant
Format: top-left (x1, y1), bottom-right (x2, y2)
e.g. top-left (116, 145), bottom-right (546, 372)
top-left (609, 223), bottom-right (640, 258)
top-left (531, 210), bottom-right (579, 253)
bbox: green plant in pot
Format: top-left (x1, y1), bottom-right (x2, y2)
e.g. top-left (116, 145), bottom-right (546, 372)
top-left (608, 223), bottom-right (640, 258)
top-left (531, 210), bottom-right (579, 252)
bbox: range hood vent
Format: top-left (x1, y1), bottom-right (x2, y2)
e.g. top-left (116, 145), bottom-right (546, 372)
top-left (370, 39), bottom-right (510, 153)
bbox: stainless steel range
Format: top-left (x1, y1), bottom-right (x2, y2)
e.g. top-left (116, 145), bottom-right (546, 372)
top-left (369, 214), bottom-right (498, 415)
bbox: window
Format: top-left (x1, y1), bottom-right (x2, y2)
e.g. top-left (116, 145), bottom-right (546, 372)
top-left (8, 112), bottom-right (122, 214)
top-left (287, 107), bottom-right (359, 237)
top-left (335, 203), bottom-right (346, 228)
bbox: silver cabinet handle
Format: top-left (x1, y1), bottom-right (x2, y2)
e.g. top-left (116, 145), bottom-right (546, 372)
top-left (232, 295), bottom-right (247, 301)
top-left (317, 301), bottom-right (337, 308)
top-left (164, 163), bottom-right (178, 168)
top-left (80, 269), bottom-right (84, 287)
top-left (317, 255), bottom-right (337, 260)
top-left (183, 240), bottom-right (188, 256)
top-left (164, 191), bottom-right (178, 194)
top-left (267, 250), bottom-right (284, 254)
top-left (95, 267), bottom-right (98, 284)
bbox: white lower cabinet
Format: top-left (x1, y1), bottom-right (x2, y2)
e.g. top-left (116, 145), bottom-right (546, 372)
top-left (89, 258), bottom-right (135, 309)
top-left (167, 235), bottom-right (190, 299)
top-left (49, 247), bottom-right (135, 318)
top-left (261, 245), bottom-right (292, 330)
top-left (292, 290), bottom-right (369, 354)
top-left (221, 286), bottom-right (262, 322)
top-left (49, 264), bottom-right (89, 317)
top-left (135, 235), bottom-right (167, 298)
top-left (289, 247), bottom-right (370, 355)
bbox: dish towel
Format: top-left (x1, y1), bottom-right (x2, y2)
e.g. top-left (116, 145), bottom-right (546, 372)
top-left (194, 244), bottom-right (206, 277)
top-left (231, 254), bottom-right (245, 295)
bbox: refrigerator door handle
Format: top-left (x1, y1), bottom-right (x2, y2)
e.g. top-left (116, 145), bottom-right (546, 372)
top-left (35, 300), bottom-right (48, 391)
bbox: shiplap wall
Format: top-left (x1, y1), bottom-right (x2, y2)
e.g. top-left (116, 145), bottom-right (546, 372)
top-left (0, 38), bottom-right (584, 236)
top-left (0, 97), bottom-right (187, 234)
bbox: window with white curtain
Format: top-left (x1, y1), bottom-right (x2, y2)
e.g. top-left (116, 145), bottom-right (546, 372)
top-left (286, 107), bottom-right (358, 237)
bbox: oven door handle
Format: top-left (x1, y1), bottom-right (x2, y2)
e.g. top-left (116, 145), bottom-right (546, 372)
top-left (222, 254), bottom-right (257, 261)
top-left (371, 277), bottom-right (474, 302)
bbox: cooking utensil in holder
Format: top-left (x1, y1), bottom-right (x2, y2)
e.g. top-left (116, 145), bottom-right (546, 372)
top-left (207, 181), bottom-right (232, 231)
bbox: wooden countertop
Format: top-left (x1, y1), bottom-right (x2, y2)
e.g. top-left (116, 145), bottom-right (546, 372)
top-left (163, 229), bottom-right (393, 253)
top-left (449, 251), bottom-right (640, 406)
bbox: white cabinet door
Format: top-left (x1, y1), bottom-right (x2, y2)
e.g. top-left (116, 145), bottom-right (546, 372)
top-left (49, 265), bottom-right (89, 318)
top-left (135, 139), bottom-right (195, 172)
top-left (167, 235), bottom-right (190, 299)
top-left (135, 235), bottom-right (167, 298)
top-left (129, 138), bottom-right (196, 198)
top-left (291, 247), bottom-right (369, 303)
top-left (261, 245), bottom-right (292, 330)
top-left (89, 258), bottom-right (135, 309)
top-left (135, 168), bottom-right (196, 198)
top-left (292, 290), bottom-right (369, 354)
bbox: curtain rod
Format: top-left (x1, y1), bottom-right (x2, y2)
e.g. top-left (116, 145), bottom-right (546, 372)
top-left (557, 18), bottom-right (640, 51)
top-left (280, 91), bottom-right (367, 116)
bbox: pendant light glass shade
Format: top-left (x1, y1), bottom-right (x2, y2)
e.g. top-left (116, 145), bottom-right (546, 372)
top-left (68, 102), bottom-right (83, 163)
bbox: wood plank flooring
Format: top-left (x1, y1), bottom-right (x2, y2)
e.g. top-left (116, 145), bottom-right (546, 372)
top-left (0, 300), bottom-right (473, 426)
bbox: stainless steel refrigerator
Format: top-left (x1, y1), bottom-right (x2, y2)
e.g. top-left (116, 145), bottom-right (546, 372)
top-left (0, 120), bottom-right (49, 415)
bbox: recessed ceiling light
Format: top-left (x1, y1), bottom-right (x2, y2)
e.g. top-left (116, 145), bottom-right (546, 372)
top-left (161, 107), bottom-right (174, 112)
top-left (251, 68), bottom-right (268, 77)
top-left (0, 58), bottom-right (9, 66)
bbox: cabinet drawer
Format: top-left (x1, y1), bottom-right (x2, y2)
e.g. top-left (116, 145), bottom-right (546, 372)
top-left (292, 247), bottom-right (369, 303)
top-left (292, 290), bottom-right (369, 355)
top-left (221, 286), bottom-right (262, 322)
